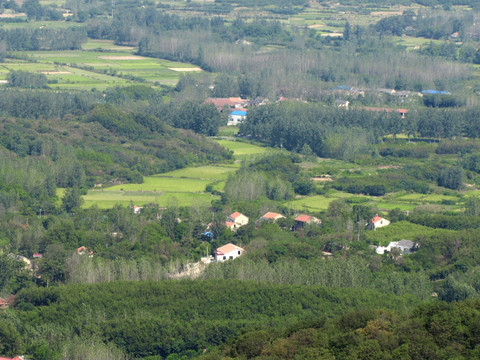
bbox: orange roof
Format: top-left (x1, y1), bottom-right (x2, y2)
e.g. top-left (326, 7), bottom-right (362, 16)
top-left (225, 221), bottom-right (236, 228)
top-left (262, 212), bottom-right (282, 219)
top-left (0, 298), bottom-right (7, 305)
top-left (205, 97), bottom-right (247, 109)
top-left (215, 243), bottom-right (244, 255)
top-left (295, 214), bottom-right (311, 222)
top-left (77, 246), bottom-right (87, 252)
top-left (371, 215), bottom-right (383, 223)
top-left (230, 212), bottom-right (243, 219)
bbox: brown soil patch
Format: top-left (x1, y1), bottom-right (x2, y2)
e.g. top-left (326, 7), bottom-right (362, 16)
top-left (98, 55), bottom-right (145, 60)
top-left (0, 12), bottom-right (26, 18)
top-left (321, 33), bottom-right (343, 37)
top-left (312, 175), bottom-right (333, 182)
top-left (370, 11), bottom-right (403, 16)
top-left (41, 71), bottom-right (72, 75)
top-left (168, 67), bottom-right (202, 72)
top-left (308, 24), bottom-right (325, 28)
top-left (377, 165), bottom-right (401, 169)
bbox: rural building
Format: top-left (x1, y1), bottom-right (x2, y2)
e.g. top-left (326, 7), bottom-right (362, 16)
top-left (294, 214), bottom-right (321, 230)
top-left (76, 246), bottom-right (94, 257)
top-left (256, 212), bottom-right (285, 225)
top-left (215, 243), bottom-right (245, 262)
top-left (133, 205), bottom-right (143, 214)
top-left (0, 298), bottom-right (7, 309)
top-left (335, 100), bottom-right (349, 109)
top-left (228, 212), bottom-right (249, 227)
top-left (205, 97), bottom-right (248, 111)
top-left (369, 214), bottom-right (390, 230)
top-left (227, 110), bottom-right (247, 126)
top-left (0, 357), bottom-right (25, 360)
top-left (375, 239), bottom-right (416, 255)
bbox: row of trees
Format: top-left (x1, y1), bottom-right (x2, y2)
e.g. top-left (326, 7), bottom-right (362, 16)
top-left (240, 103), bottom-right (480, 159)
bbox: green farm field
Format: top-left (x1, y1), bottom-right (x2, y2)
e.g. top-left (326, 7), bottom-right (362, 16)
top-left (81, 165), bottom-right (238, 209)
top-left (3, 40), bottom-right (203, 90)
top-left (82, 190), bottom-right (217, 209)
top-left (214, 140), bottom-right (268, 159)
top-left (363, 221), bottom-right (453, 246)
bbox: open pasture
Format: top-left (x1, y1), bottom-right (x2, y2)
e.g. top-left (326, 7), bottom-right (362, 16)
top-left (363, 221), bottom-right (452, 246)
top-left (82, 190), bottom-right (217, 209)
top-left (5, 41), bottom-right (203, 90)
top-left (107, 176), bottom-right (213, 192)
top-left (81, 165), bottom-right (238, 209)
top-left (215, 139), bottom-right (267, 159)
top-left (285, 191), bottom-right (356, 211)
top-left (156, 166), bottom-right (237, 181)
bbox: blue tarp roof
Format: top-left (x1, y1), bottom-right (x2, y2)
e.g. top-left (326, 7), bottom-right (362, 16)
top-left (421, 90), bottom-right (450, 95)
top-left (231, 110), bottom-right (247, 116)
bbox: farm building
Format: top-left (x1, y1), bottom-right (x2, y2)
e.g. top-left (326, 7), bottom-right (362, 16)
top-left (294, 214), bottom-right (321, 230)
top-left (227, 110), bottom-right (247, 126)
top-left (369, 214), bottom-right (390, 230)
top-left (215, 243), bottom-right (245, 262)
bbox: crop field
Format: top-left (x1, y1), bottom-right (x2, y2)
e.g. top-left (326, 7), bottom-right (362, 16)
top-left (215, 140), bottom-right (268, 159)
top-left (155, 166), bottom-right (237, 181)
top-left (81, 165), bottom-right (238, 209)
top-left (285, 191), bottom-right (357, 211)
top-left (2, 40), bottom-right (203, 90)
top-left (82, 190), bottom-right (217, 209)
top-left (363, 221), bottom-right (452, 246)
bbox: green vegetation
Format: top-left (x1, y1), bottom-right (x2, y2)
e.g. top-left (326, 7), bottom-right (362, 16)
top-left (0, 0), bottom-right (480, 359)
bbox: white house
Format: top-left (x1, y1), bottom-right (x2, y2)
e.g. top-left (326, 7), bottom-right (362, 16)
top-left (228, 212), bottom-right (249, 227)
top-left (369, 214), bottom-right (390, 230)
top-left (225, 211), bottom-right (249, 231)
top-left (227, 110), bottom-right (247, 126)
top-left (215, 243), bottom-right (245, 262)
top-left (375, 239), bottom-right (416, 255)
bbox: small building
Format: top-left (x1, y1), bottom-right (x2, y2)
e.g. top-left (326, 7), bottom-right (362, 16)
top-left (32, 253), bottom-right (43, 259)
top-left (335, 100), bottom-right (349, 109)
top-left (369, 214), bottom-right (390, 230)
top-left (294, 214), bottom-right (321, 230)
top-left (257, 212), bottom-right (285, 224)
top-left (375, 239), bottom-right (416, 255)
top-left (0, 298), bottom-right (7, 309)
top-left (133, 205), bottom-right (143, 215)
top-left (228, 212), bottom-right (249, 227)
top-left (215, 243), bottom-right (245, 262)
top-left (227, 110), bottom-right (247, 126)
top-left (76, 246), bottom-right (94, 257)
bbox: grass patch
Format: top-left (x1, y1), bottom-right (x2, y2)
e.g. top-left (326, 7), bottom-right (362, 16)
top-left (82, 190), bottom-right (217, 209)
top-left (363, 221), bottom-right (452, 246)
top-left (107, 176), bottom-right (213, 192)
top-left (155, 166), bottom-right (237, 181)
top-left (215, 140), bottom-right (267, 159)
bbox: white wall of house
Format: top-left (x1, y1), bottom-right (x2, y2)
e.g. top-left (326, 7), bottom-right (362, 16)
top-left (215, 248), bottom-right (244, 262)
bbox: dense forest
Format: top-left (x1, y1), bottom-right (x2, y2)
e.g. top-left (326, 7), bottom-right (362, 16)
top-left (0, 0), bottom-right (480, 359)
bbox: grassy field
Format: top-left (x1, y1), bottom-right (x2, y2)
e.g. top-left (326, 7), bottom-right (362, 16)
top-left (81, 165), bottom-right (237, 209)
top-left (214, 139), bottom-right (268, 159)
top-left (2, 40), bottom-right (203, 90)
top-left (82, 190), bottom-right (217, 209)
top-left (285, 191), bottom-right (356, 211)
top-left (363, 221), bottom-right (452, 246)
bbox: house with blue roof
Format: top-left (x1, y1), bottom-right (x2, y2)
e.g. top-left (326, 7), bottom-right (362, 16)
top-left (228, 110), bottom-right (247, 126)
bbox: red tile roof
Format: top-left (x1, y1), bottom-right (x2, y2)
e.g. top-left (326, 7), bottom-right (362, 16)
top-left (262, 212), bottom-right (282, 219)
top-left (295, 214), bottom-right (311, 223)
top-left (230, 212), bottom-right (242, 219)
top-left (225, 221), bottom-right (236, 228)
top-left (215, 243), bottom-right (244, 255)
top-left (371, 215), bottom-right (383, 223)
